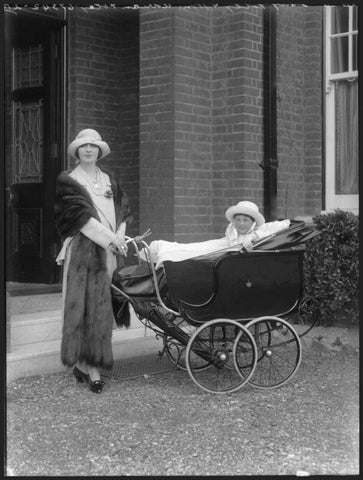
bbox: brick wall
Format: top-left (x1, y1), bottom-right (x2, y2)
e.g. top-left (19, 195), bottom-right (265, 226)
top-left (276, 5), bottom-right (323, 218)
top-left (139, 6), bottom-right (324, 242)
top-left (211, 6), bottom-right (264, 235)
top-left (140, 6), bottom-right (265, 242)
top-left (174, 8), bottom-right (214, 241)
top-left (67, 8), bottom-right (140, 236)
top-left (173, 7), bottom-right (265, 240)
top-left (303, 7), bottom-right (323, 215)
top-left (139, 9), bottom-right (176, 241)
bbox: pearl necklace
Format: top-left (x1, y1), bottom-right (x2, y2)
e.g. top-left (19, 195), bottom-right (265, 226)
top-left (80, 166), bottom-right (103, 195)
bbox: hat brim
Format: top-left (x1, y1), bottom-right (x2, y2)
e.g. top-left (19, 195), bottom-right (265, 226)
top-left (67, 137), bottom-right (111, 160)
top-left (225, 205), bottom-right (265, 226)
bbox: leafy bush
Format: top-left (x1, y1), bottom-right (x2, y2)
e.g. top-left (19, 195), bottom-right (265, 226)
top-left (303, 209), bottom-right (359, 325)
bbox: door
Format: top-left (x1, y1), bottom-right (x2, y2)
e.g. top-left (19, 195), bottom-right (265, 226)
top-left (5, 10), bottom-right (65, 283)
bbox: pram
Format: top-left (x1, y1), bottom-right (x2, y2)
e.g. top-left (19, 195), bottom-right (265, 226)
top-left (111, 220), bottom-right (321, 394)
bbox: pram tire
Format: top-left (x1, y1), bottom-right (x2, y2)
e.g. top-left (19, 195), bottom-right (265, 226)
top-left (185, 319), bottom-right (258, 395)
top-left (245, 316), bottom-right (302, 389)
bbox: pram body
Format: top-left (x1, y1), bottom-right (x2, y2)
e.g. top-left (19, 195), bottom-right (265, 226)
top-left (111, 221), bottom-right (320, 394)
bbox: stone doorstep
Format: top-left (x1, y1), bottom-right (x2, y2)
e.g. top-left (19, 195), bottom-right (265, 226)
top-left (9, 292), bottom-right (62, 316)
top-left (9, 309), bottom-right (149, 348)
top-left (7, 303), bottom-right (163, 384)
top-left (10, 310), bottom-right (62, 347)
top-left (7, 328), bottom-right (163, 384)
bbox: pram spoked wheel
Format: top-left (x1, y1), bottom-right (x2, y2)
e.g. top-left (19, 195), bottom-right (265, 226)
top-left (243, 316), bottom-right (302, 389)
top-left (163, 337), bottom-right (212, 371)
top-left (163, 317), bottom-right (211, 371)
top-left (185, 319), bottom-right (257, 394)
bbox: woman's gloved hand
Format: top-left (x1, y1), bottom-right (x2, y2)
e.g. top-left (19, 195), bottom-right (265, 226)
top-left (108, 236), bottom-right (128, 256)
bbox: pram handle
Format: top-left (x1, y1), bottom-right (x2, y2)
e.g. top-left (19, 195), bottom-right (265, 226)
top-left (125, 228), bottom-right (152, 244)
top-left (120, 229), bottom-right (152, 262)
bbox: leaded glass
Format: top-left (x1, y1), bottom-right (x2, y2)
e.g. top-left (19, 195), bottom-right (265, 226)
top-left (13, 44), bottom-right (44, 89)
top-left (14, 100), bottom-right (44, 183)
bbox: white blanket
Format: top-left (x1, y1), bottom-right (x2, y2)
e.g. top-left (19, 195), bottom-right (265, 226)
top-left (148, 220), bottom-right (290, 268)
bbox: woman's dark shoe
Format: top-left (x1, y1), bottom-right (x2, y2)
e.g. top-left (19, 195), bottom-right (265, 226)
top-left (89, 379), bottom-right (105, 394)
top-left (73, 366), bottom-right (105, 393)
top-left (73, 366), bottom-right (88, 383)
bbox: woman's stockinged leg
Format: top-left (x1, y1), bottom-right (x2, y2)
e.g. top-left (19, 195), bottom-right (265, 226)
top-left (75, 361), bottom-right (101, 381)
top-left (86, 365), bottom-right (101, 382)
top-left (73, 361), bottom-right (104, 393)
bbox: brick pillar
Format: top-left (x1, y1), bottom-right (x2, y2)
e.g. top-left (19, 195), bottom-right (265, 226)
top-left (275, 5), bottom-right (324, 218)
top-left (140, 7), bottom-right (265, 242)
top-left (139, 9), bottom-right (176, 241)
top-left (173, 8), bottom-right (214, 242)
top-left (303, 6), bottom-right (323, 215)
top-left (211, 7), bottom-right (264, 233)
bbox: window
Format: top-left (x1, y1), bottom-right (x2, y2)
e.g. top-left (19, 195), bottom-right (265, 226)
top-left (325, 5), bottom-right (358, 213)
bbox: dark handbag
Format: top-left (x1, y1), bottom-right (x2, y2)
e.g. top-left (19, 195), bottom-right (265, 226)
top-left (112, 259), bottom-right (167, 297)
top-left (111, 240), bottom-right (168, 327)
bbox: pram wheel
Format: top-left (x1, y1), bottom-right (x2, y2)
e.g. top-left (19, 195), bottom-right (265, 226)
top-left (244, 316), bottom-right (302, 389)
top-left (163, 337), bottom-right (212, 371)
top-left (185, 319), bottom-right (257, 395)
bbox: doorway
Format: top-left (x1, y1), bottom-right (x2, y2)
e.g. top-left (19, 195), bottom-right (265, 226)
top-left (5, 10), bottom-right (65, 285)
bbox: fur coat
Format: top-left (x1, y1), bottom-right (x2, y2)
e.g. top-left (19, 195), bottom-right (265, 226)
top-left (54, 169), bottom-right (132, 369)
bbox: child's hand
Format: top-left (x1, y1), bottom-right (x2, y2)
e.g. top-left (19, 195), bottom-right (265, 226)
top-left (241, 232), bottom-right (258, 250)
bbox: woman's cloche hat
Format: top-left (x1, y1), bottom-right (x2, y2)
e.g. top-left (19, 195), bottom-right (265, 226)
top-left (67, 129), bottom-right (111, 160)
top-left (225, 200), bottom-right (265, 226)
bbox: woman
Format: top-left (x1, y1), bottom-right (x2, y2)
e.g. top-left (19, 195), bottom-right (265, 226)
top-left (149, 200), bottom-right (290, 267)
top-left (54, 129), bottom-right (132, 393)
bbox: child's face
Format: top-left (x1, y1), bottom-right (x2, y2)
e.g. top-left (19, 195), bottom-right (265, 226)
top-left (233, 214), bottom-right (254, 235)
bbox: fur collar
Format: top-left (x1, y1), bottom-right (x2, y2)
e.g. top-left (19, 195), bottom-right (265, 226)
top-left (55, 168), bottom-right (132, 240)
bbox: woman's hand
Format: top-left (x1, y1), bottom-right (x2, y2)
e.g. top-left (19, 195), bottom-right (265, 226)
top-left (108, 236), bottom-right (128, 256)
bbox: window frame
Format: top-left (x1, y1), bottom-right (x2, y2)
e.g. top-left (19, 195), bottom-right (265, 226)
top-left (324, 5), bottom-right (358, 214)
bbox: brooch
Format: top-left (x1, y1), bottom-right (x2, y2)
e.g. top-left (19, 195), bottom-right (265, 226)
top-left (104, 189), bottom-right (114, 199)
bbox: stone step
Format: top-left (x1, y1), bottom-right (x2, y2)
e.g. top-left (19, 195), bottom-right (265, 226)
top-left (7, 322), bottom-right (162, 384)
top-left (9, 305), bottom-right (148, 347)
top-left (10, 310), bottom-right (62, 348)
top-left (7, 306), bottom-right (163, 384)
top-left (9, 293), bottom-right (62, 315)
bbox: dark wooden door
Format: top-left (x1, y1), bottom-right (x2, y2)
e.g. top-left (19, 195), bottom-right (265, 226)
top-left (5, 11), bottom-right (65, 284)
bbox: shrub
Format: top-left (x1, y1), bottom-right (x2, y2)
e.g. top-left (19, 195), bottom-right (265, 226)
top-left (303, 209), bottom-right (359, 325)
